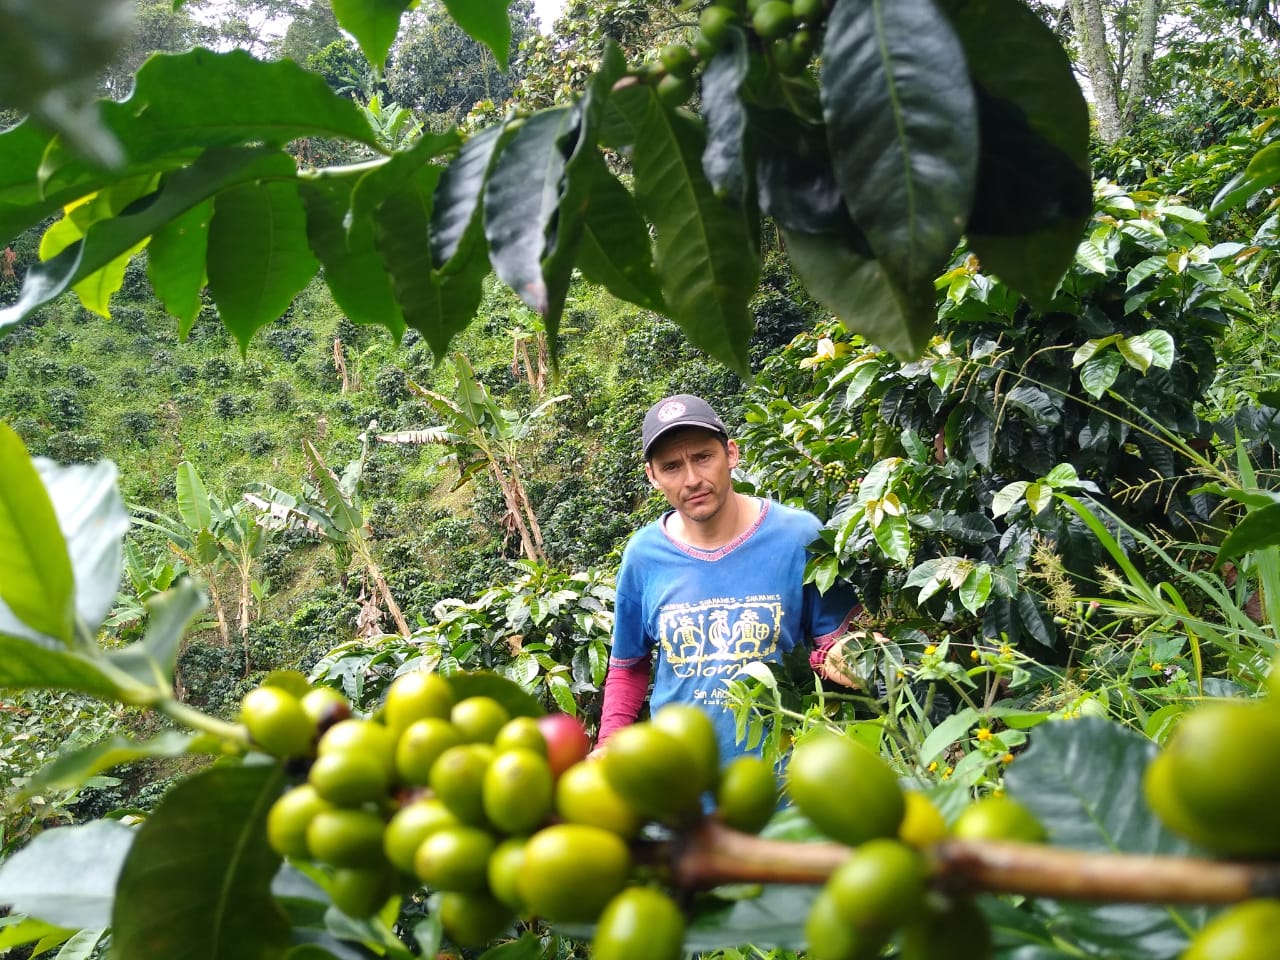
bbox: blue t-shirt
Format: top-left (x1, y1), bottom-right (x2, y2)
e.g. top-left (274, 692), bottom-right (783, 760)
top-left (610, 498), bottom-right (858, 764)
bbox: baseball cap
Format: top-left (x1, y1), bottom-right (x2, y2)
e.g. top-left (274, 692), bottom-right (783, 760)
top-left (642, 394), bottom-right (728, 459)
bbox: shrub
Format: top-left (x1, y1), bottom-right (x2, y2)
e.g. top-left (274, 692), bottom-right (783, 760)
top-left (44, 387), bottom-right (85, 430)
top-left (43, 432), bottom-right (105, 463)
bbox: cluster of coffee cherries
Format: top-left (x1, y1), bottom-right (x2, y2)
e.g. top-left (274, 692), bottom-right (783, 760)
top-left (1143, 684), bottom-right (1280, 959)
top-left (642, 0), bottom-right (830, 108)
top-left (785, 730), bottom-right (1048, 960)
top-left (240, 673), bottom-right (780, 957)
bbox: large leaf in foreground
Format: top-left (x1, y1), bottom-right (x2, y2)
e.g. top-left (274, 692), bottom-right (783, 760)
top-left (1006, 719), bottom-right (1203, 959)
top-left (0, 638), bottom-right (118, 696)
top-left (331, 0), bottom-right (414, 70)
top-left (441, 0), bottom-right (512, 69)
top-left (300, 170), bottom-right (405, 337)
top-left (0, 820), bottom-right (134, 929)
top-left (113, 764), bottom-right (289, 960)
top-left (0, 423), bottom-right (74, 645)
top-left (611, 89), bottom-right (758, 377)
top-left (821, 0), bottom-right (976, 318)
top-left (574, 157), bottom-right (665, 313)
top-left (939, 0), bottom-right (1092, 305)
top-left (0, 148), bottom-right (294, 332)
top-left (39, 49), bottom-right (378, 193)
top-left (483, 107), bottom-right (577, 316)
top-left (784, 228), bottom-right (935, 359)
top-left (207, 178), bottom-right (320, 352)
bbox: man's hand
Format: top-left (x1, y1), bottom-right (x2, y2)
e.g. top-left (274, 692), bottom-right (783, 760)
top-left (818, 630), bottom-right (890, 689)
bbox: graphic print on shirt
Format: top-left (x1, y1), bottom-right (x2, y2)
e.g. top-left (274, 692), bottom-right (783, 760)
top-left (657, 595), bottom-right (784, 688)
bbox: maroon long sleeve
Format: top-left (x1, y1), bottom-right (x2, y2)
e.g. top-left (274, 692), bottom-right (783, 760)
top-left (595, 653), bottom-right (652, 747)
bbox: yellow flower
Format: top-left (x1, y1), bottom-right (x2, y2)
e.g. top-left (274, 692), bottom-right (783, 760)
top-left (928, 761), bottom-right (938, 773)
top-left (1151, 662), bottom-right (1164, 671)
top-left (1001, 753), bottom-right (1015, 764)
top-left (970, 649), bottom-right (980, 661)
top-left (942, 767), bottom-right (953, 780)
top-left (924, 644), bottom-right (937, 656)
top-left (976, 728), bottom-right (992, 741)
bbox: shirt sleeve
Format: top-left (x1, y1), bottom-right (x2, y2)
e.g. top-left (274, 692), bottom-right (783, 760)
top-left (596, 653), bottom-right (652, 746)
top-left (805, 579), bottom-right (861, 670)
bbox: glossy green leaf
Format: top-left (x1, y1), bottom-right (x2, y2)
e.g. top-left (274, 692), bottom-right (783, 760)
top-left (483, 106), bottom-right (577, 315)
top-left (991, 481), bottom-right (1029, 518)
top-left (207, 179), bottom-right (320, 352)
top-left (783, 228), bottom-right (935, 360)
top-left (0, 639), bottom-right (119, 696)
top-left (40, 49), bottom-right (378, 194)
top-left (938, 0), bottom-right (1091, 305)
top-left (756, 110), bottom-right (868, 241)
top-left (440, 0), bottom-right (512, 70)
top-left (0, 422), bottom-right (74, 644)
top-left (0, 820), bottom-right (134, 929)
top-left (538, 45), bottom-right (628, 360)
top-left (1025, 481), bottom-right (1051, 515)
top-left (431, 122), bottom-right (509, 267)
top-left (176, 461), bottom-right (213, 533)
top-left (611, 87), bottom-right (758, 376)
top-left (113, 764), bottom-right (289, 960)
top-left (574, 157), bottom-right (665, 313)
top-left (700, 25), bottom-right (751, 205)
top-left (872, 513), bottom-right (911, 563)
top-left (1216, 502), bottom-right (1280, 567)
top-left (17, 731), bottom-right (195, 802)
top-left (1131, 329), bottom-right (1175, 368)
top-left (1006, 719), bottom-right (1203, 957)
top-left (331, 0), bottom-right (414, 70)
top-left (1212, 141), bottom-right (1280, 214)
top-left (375, 165), bottom-right (487, 359)
top-left (299, 172), bottom-right (405, 337)
top-left (148, 200), bottom-right (211, 335)
top-left (1080, 350), bottom-right (1124, 398)
top-left (0, 148), bottom-right (293, 332)
top-left (821, 0), bottom-right (976, 309)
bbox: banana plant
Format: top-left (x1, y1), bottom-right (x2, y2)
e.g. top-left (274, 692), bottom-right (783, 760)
top-left (379, 353), bottom-right (567, 563)
top-left (131, 462), bottom-right (272, 666)
top-left (244, 429), bottom-right (411, 638)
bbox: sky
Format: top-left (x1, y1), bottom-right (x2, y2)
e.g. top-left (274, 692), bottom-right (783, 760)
top-left (534, 0), bottom-right (566, 32)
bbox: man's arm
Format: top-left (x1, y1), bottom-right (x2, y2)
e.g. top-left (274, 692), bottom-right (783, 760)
top-left (595, 652), bottom-right (652, 747)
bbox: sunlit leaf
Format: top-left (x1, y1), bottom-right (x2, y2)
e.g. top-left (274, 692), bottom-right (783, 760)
top-left (0, 424), bottom-right (74, 644)
top-left (0, 820), bottom-right (134, 929)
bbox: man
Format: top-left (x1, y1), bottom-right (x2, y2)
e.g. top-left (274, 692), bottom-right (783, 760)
top-left (595, 393), bottom-right (861, 764)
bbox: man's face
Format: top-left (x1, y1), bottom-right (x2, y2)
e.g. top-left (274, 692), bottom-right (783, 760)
top-left (644, 428), bottom-right (739, 525)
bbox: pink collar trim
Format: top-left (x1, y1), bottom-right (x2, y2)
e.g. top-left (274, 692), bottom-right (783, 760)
top-left (661, 498), bottom-right (769, 560)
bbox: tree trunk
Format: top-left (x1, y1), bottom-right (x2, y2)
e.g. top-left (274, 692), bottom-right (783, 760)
top-left (1069, 0), bottom-right (1125, 143)
top-left (367, 559), bottom-right (412, 637)
top-left (206, 576), bottom-right (232, 647)
top-left (1121, 0), bottom-right (1162, 129)
top-left (238, 565), bottom-right (253, 675)
top-left (507, 458), bottom-right (546, 556)
top-left (491, 462), bottom-right (543, 562)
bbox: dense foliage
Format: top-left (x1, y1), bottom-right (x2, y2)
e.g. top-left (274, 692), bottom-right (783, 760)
top-left (4, 1), bottom-right (1280, 960)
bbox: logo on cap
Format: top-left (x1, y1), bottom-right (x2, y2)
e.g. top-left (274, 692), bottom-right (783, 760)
top-left (657, 400), bottom-right (687, 423)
